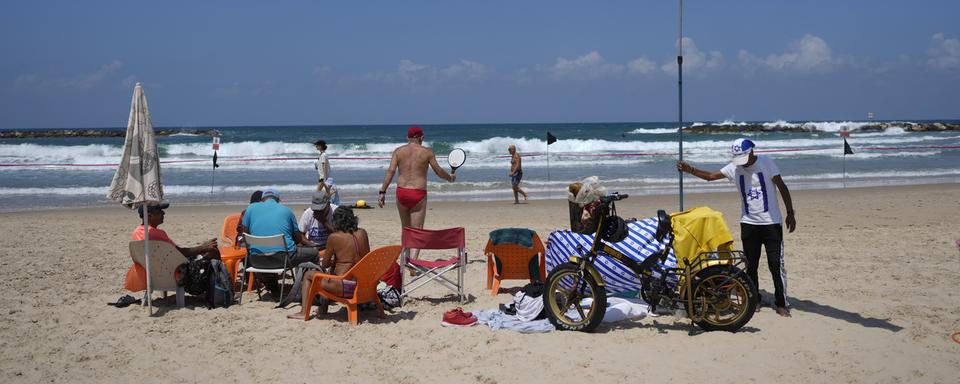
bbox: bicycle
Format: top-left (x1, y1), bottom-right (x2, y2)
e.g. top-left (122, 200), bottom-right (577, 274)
top-left (543, 193), bottom-right (758, 332)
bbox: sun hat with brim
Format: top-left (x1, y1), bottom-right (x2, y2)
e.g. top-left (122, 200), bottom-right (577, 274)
top-left (310, 192), bottom-right (331, 210)
top-left (138, 201), bottom-right (170, 217)
top-left (731, 138), bottom-right (755, 166)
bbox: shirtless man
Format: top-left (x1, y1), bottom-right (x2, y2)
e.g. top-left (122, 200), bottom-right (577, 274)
top-left (378, 126), bottom-right (456, 259)
top-left (508, 145), bottom-right (528, 204)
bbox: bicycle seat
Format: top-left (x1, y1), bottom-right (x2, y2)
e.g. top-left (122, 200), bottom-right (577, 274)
top-left (655, 209), bottom-right (672, 242)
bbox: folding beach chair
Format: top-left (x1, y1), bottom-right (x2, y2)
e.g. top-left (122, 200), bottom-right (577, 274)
top-left (218, 213), bottom-right (246, 286)
top-left (400, 227), bottom-right (466, 304)
top-left (129, 240), bottom-right (185, 308)
top-left (484, 228), bottom-right (546, 296)
top-left (238, 233), bottom-right (292, 303)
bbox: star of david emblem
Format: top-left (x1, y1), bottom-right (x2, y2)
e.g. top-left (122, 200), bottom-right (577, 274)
top-left (746, 189), bottom-right (763, 200)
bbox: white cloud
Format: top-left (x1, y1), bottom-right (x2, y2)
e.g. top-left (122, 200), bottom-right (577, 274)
top-left (548, 51), bottom-right (625, 80)
top-left (350, 59), bottom-right (493, 85)
top-left (627, 57), bottom-right (657, 75)
top-left (10, 60), bottom-right (125, 91)
top-left (927, 32), bottom-right (960, 71)
top-left (660, 37), bottom-right (723, 73)
top-left (739, 34), bottom-right (836, 72)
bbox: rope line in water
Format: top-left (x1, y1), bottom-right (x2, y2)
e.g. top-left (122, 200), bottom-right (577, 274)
top-left (1, 145), bottom-right (958, 167)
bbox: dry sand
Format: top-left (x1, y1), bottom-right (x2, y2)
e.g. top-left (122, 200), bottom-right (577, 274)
top-left (1, 184), bottom-right (958, 383)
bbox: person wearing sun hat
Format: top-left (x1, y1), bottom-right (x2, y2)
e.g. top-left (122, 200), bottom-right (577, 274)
top-left (677, 138), bottom-right (797, 317)
top-left (123, 202), bottom-right (220, 293)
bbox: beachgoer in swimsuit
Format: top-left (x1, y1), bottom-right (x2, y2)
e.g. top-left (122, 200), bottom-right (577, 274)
top-left (508, 145), bottom-right (528, 204)
top-left (377, 126), bottom-right (456, 261)
top-left (287, 206), bottom-right (370, 320)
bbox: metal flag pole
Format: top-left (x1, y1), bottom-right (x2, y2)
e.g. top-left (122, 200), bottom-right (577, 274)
top-left (210, 136), bottom-right (220, 195)
top-left (677, 0), bottom-right (685, 211)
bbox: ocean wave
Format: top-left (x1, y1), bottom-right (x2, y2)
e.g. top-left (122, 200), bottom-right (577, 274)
top-left (626, 128), bottom-right (677, 134)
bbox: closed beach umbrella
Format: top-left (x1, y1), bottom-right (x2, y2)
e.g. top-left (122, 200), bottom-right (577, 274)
top-left (106, 83), bottom-right (164, 314)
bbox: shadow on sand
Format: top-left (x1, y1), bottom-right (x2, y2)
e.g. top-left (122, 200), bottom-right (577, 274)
top-left (766, 290), bottom-right (903, 332)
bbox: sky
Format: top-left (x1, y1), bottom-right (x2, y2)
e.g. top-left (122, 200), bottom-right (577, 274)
top-left (1, 1), bottom-right (958, 129)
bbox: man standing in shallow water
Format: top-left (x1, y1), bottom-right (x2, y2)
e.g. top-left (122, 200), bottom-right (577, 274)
top-left (378, 126), bottom-right (457, 259)
top-left (677, 138), bottom-right (796, 317)
top-left (508, 145), bottom-right (528, 204)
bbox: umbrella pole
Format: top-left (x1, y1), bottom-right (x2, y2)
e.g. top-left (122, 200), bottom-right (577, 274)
top-left (143, 207), bottom-right (153, 315)
top-left (677, 0), bottom-right (685, 211)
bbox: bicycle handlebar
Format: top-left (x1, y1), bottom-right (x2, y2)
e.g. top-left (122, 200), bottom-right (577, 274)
top-left (601, 193), bottom-right (629, 203)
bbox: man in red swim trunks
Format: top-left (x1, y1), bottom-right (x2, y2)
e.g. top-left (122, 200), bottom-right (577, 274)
top-left (378, 126), bottom-right (457, 260)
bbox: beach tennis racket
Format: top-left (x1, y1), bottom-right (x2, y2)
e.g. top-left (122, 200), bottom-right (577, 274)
top-left (447, 148), bottom-right (466, 174)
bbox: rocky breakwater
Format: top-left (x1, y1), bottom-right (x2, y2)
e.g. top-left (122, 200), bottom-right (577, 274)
top-left (0, 128), bottom-right (221, 139)
top-left (685, 122), bottom-right (960, 134)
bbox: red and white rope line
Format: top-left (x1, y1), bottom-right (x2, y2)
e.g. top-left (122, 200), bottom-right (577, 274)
top-left (1, 145), bottom-right (958, 168)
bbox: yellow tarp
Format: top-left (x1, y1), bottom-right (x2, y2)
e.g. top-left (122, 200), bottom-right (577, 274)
top-left (670, 206), bottom-right (734, 268)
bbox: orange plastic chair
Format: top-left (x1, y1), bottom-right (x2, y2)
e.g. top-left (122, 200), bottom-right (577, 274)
top-left (302, 245), bottom-right (402, 325)
top-left (218, 213), bottom-right (246, 286)
top-left (484, 230), bottom-right (546, 296)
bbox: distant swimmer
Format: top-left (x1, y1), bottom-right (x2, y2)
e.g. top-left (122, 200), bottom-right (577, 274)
top-left (677, 138), bottom-right (796, 318)
top-left (378, 126), bottom-right (456, 260)
top-left (508, 145), bottom-right (528, 204)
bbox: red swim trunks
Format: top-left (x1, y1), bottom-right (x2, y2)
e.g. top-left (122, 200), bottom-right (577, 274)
top-left (396, 187), bottom-right (427, 209)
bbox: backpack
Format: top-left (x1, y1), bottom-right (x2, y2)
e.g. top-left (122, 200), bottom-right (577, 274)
top-left (177, 258), bottom-right (211, 296)
top-left (206, 259), bottom-right (234, 309)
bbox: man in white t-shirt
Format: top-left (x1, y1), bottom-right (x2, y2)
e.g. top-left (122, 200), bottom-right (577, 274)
top-left (677, 138), bottom-right (796, 317)
top-left (299, 192), bottom-right (338, 249)
top-left (314, 139), bottom-right (331, 192)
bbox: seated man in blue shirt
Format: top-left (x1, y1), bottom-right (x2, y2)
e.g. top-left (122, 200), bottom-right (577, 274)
top-left (240, 188), bottom-right (319, 295)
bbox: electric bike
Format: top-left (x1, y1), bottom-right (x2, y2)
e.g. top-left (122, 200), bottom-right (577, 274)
top-left (543, 193), bottom-right (758, 332)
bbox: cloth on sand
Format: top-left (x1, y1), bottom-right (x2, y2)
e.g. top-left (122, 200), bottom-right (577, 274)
top-left (489, 228), bottom-right (535, 248)
top-left (473, 309), bottom-right (555, 333)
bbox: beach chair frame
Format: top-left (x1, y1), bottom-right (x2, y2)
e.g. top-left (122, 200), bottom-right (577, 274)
top-left (399, 227), bottom-right (466, 305)
top-left (239, 233), bottom-right (292, 303)
top-left (129, 240), bottom-right (186, 309)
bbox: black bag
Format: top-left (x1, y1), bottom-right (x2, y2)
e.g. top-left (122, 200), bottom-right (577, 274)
top-left (177, 258), bottom-right (211, 296)
top-left (206, 259), bottom-right (234, 308)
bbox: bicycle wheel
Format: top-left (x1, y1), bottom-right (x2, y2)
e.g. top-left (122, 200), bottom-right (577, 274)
top-left (543, 262), bottom-right (606, 332)
top-left (686, 266), bottom-right (757, 332)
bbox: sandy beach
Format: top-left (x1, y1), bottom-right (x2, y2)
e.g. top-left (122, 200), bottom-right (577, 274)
top-left (1, 183), bottom-right (958, 383)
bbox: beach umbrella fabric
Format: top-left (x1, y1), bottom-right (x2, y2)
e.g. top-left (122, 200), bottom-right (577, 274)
top-left (107, 83), bottom-right (164, 314)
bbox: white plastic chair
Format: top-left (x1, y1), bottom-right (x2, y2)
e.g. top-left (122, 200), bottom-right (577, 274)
top-left (129, 240), bottom-right (185, 308)
top-left (239, 233), bottom-right (292, 303)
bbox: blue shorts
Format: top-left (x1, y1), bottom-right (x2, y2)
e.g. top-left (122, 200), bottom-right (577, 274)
top-left (511, 170), bottom-right (523, 186)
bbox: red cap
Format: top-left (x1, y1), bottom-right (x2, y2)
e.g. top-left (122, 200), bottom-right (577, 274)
top-left (407, 126), bottom-right (424, 138)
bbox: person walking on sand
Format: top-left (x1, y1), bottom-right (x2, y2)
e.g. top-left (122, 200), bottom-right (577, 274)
top-left (677, 138), bottom-right (797, 317)
top-left (314, 139), bottom-right (330, 193)
top-left (377, 126), bottom-right (456, 260)
top-left (508, 145), bottom-right (528, 204)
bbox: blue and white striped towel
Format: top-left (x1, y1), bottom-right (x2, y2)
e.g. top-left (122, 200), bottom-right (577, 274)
top-left (545, 217), bottom-right (678, 295)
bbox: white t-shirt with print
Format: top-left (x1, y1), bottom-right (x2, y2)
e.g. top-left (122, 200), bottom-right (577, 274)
top-left (720, 156), bottom-right (782, 225)
top-left (298, 205), bottom-right (337, 247)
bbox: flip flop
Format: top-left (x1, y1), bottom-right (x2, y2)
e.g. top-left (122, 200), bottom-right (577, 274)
top-left (108, 295), bottom-right (141, 308)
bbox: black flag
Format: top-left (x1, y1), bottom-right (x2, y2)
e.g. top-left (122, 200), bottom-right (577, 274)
top-left (843, 138), bottom-right (854, 155)
top-left (213, 151), bottom-right (220, 168)
top-left (547, 131), bottom-right (557, 145)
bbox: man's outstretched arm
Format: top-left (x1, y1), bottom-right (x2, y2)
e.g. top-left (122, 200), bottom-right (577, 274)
top-left (677, 161), bottom-right (725, 181)
top-left (428, 151), bottom-right (456, 181)
top-left (772, 175), bottom-right (796, 233)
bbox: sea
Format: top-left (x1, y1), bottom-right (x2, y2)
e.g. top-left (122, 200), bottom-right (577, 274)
top-left (1, 121), bottom-right (958, 212)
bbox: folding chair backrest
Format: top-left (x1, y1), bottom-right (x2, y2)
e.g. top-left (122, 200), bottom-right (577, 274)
top-left (244, 233), bottom-right (287, 253)
top-left (220, 213), bottom-right (242, 247)
top-left (129, 240), bottom-right (183, 291)
top-left (485, 231), bottom-right (545, 280)
top-left (401, 227), bottom-right (465, 250)
top-left (344, 245), bottom-right (402, 302)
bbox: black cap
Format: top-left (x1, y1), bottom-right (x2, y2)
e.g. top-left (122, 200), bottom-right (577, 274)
top-left (138, 202), bottom-right (170, 218)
